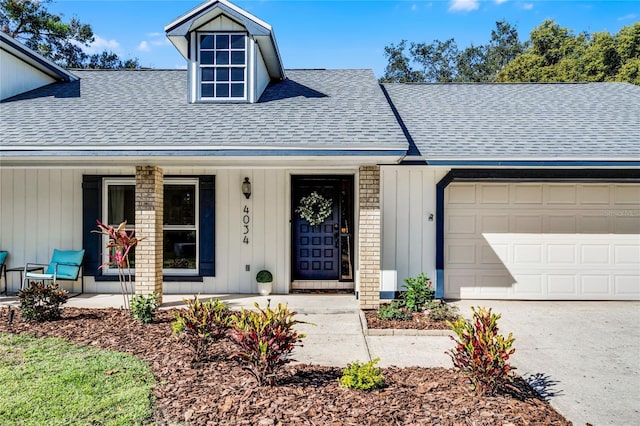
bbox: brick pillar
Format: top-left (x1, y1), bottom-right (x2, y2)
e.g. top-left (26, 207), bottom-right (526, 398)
top-left (135, 166), bottom-right (163, 304)
top-left (358, 166), bottom-right (381, 309)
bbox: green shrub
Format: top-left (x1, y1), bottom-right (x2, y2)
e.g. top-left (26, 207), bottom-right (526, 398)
top-left (423, 300), bottom-right (459, 322)
top-left (377, 301), bottom-right (411, 321)
top-left (401, 273), bottom-right (434, 312)
top-left (229, 301), bottom-right (305, 386)
top-left (18, 282), bottom-right (68, 322)
top-left (256, 270), bottom-right (273, 283)
top-left (338, 358), bottom-right (385, 391)
top-left (172, 296), bottom-right (231, 364)
top-left (447, 306), bottom-right (516, 396)
top-left (130, 293), bottom-right (159, 324)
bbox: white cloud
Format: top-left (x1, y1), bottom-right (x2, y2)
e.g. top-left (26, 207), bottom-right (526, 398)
top-left (138, 41), bottom-right (150, 52)
top-left (84, 35), bottom-right (120, 54)
top-left (522, 3), bottom-right (534, 10)
top-left (411, 3), bottom-right (418, 11)
top-left (449, 0), bottom-right (479, 12)
top-left (617, 13), bottom-right (638, 21)
top-left (147, 32), bottom-right (162, 37)
top-left (495, 0), bottom-right (508, 4)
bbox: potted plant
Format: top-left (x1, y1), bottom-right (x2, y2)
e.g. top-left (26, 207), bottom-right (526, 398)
top-left (256, 270), bottom-right (273, 296)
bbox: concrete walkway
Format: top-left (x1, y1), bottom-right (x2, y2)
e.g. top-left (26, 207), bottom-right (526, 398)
top-left (2, 293), bottom-right (638, 425)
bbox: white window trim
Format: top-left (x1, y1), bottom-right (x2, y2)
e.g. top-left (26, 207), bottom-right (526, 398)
top-left (197, 31), bottom-right (248, 101)
top-left (101, 178), bottom-right (200, 276)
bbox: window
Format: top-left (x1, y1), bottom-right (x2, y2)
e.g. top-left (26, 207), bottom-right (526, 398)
top-left (102, 178), bottom-right (199, 275)
top-left (199, 33), bottom-right (246, 100)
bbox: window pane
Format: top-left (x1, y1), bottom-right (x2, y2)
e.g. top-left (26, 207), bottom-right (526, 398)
top-left (201, 84), bottom-right (213, 98)
top-left (216, 83), bottom-right (229, 98)
top-left (201, 68), bottom-right (214, 82)
top-left (216, 67), bottom-right (229, 82)
top-left (164, 230), bottom-right (196, 270)
top-left (164, 185), bottom-right (195, 225)
top-left (108, 185), bottom-right (135, 225)
top-left (215, 51), bottom-right (229, 65)
top-left (231, 51), bottom-right (245, 65)
top-left (231, 68), bottom-right (244, 81)
top-left (200, 35), bottom-right (214, 49)
top-left (231, 83), bottom-right (244, 98)
top-left (215, 34), bottom-right (229, 50)
top-left (200, 51), bottom-right (214, 65)
top-left (230, 35), bottom-right (245, 49)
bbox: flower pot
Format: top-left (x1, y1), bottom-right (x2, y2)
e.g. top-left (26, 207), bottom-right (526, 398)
top-left (257, 281), bottom-right (272, 296)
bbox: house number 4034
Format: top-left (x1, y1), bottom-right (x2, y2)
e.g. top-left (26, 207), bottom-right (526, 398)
top-left (242, 205), bottom-right (250, 244)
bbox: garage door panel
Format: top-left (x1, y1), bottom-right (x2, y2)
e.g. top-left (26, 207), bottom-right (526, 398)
top-left (614, 185), bottom-right (640, 204)
top-left (513, 184), bottom-right (543, 204)
top-left (548, 185), bottom-right (577, 204)
top-left (548, 275), bottom-right (578, 296)
top-left (614, 276), bottom-right (640, 296)
top-left (581, 276), bottom-right (611, 295)
top-left (445, 182), bottom-right (640, 300)
top-left (447, 184), bottom-right (476, 204)
top-left (512, 215), bottom-right (543, 233)
top-left (480, 184), bottom-right (509, 204)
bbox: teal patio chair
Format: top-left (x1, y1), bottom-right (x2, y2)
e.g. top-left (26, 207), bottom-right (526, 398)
top-left (0, 251), bottom-right (7, 294)
top-left (22, 249), bottom-right (85, 294)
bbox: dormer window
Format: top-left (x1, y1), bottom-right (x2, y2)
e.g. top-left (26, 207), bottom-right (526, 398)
top-left (198, 33), bottom-right (246, 100)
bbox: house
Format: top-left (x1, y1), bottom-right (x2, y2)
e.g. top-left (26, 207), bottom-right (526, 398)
top-left (1, 0), bottom-right (639, 307)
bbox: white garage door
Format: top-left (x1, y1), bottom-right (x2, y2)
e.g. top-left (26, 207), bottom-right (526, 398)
top-left (445, 183), bottom-right (640, 300)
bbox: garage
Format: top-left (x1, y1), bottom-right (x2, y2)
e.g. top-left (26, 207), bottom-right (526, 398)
top-left (444, 182), bottom-right (640, 300)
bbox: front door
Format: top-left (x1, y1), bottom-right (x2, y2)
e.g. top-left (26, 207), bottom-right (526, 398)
top-left (292, 176), bottom-right (353, 281)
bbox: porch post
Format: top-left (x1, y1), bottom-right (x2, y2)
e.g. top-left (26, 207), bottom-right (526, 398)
top-left (358, 166), bottom-right (381, 309)
top-left (135, 166), bottom-right (164, 304)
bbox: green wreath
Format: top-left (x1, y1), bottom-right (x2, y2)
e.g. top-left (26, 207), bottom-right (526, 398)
top-left (296, 191), bottom-right (333, 226)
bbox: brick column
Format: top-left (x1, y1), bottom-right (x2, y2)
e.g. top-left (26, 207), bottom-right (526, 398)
top-left (135, 166), bottom-right (163, 304)
top-left (358, 166), bottom-right (381, 309)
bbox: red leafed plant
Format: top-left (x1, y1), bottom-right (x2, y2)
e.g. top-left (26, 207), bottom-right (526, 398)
top-left (446, 306), bottom-right (516, 396)
top-left (171, 296), bottom-right (231, 365)
top-left (229, 301), bottom-right (306, 386)
top-left (93, 220), bottom-right (143, 310)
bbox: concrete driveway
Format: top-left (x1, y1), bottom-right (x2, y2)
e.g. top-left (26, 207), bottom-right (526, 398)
top-left (454, 300), bottom-right (640, 426)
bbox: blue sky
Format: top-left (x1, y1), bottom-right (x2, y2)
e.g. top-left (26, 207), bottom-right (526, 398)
top-left (48, 0), bottom-right (639, 76)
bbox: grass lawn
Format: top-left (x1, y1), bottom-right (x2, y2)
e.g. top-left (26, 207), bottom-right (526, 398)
top-left (0, 333), bottom-right (155, 425)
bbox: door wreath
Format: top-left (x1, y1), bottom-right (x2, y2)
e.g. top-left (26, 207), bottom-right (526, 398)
top-left (295, 191), bottom-right (333, 226)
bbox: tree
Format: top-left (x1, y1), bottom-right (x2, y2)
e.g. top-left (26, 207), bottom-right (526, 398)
top-left (0, 0), bottom-right (139, 69)
top-left (497, 20), bottom-right (639, 85)
top-left (380, 20), bottom-right (524, 83)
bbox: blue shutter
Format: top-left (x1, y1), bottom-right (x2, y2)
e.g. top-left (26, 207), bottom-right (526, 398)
top-left (199, 176), bottom-right (215, 276)
top-left (82, 176), bottom-right (102, 277)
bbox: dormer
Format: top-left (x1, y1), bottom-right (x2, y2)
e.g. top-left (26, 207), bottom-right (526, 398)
top-left (165, 0), bottom-right (285, 103)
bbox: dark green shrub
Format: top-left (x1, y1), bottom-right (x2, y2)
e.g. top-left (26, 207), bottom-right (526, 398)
top-left (18, 282), bottom-right (68, 322)
top-left (256, 270), bottom-right (273, 283)
top-left (229, 301), bottom-right (305, 386)
top-left (447, 306), bottom-right (516, 396)
top-left (377, 301), bottom-right (411, 321)
top-left (401, 273), bottom-right (434, 312)
top-left (172, 296), bottom-right (231, 364)
top-left (423, 300), bottom-right (459, 322)
top-left (130, 293), bottom-right (159, 324)
top-left (338, 358), bottom-right (385, 391)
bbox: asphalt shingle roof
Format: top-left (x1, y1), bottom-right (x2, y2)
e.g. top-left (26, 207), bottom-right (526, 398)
top-left (1, 69), bottom-right (407, 151)
top-left (383, 82), bottom-right (640, 161)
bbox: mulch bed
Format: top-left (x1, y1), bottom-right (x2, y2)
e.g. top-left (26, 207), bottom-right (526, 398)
top-left (364, 309), bottom-right (451, 330)
top-left (0, 306), bottom-right (570, 425)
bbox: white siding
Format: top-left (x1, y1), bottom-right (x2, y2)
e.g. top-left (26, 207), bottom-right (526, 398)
top-left (1, 49), bottom-right (55, 100)
top-left (380, 166), bottom-right (449, 293)
top-left (197, 15), bottom-right (246, 31)
top-left (0, 167), bottom-right (354, 295)
top-left (255, 43), bottom-right (270, 100)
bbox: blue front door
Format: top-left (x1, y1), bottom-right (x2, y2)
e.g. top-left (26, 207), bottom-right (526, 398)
top-left (292, 178), bottom-right (340, 280)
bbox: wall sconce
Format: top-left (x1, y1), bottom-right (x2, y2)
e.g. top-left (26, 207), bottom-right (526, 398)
top-left (241, 177), bottom-right (251, 199)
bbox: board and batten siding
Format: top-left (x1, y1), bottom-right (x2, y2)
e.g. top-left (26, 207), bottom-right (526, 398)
top-left (0, 49), bottom-right (56, 100)
top-left (380, 166), bottom-right (449, 294)
top-left (0, 167), bottom-right (354, 295)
